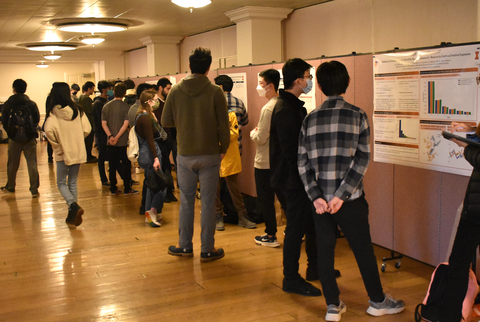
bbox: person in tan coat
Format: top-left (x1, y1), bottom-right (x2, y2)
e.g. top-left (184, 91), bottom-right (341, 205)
top-left (44, 82), bottom-right (91, 228)
top-left (214, 108), bottom-right (256, 231)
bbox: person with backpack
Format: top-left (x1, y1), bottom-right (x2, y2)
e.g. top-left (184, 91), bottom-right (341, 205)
top-left (1, 79), bottom-right (40, 197)
top-left (44, 82), bottom-right (91, 228)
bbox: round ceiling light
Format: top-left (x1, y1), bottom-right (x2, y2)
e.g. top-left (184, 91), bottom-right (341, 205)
top-left (172, 0), bottom-right (211, 9)
top-left (19, 42), bottom-right (81, 51)
top-left (43, 53), bottom-right (62, 60)
top-left (36, 63), bottom-right (49, 68)
top-left (78, 35), bottom-right (106, 45)
top-left (50, 18), bottom-right (132, 33)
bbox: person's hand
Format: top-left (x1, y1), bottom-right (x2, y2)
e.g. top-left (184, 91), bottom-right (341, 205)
top-left (451, 122), bottom-right (473, 133)
top-left (153, 157), bottom-right (161, 171)
top-left (109, 136), bottom-right (118, 146)
top-left (328, 196), bottom-right (344, 214)
top-left (313, 198), bottom-right (329, 214)
top-left (220, 153), bottom-right (226, 160)
top-left (451, 138), bottom-right (468, 148)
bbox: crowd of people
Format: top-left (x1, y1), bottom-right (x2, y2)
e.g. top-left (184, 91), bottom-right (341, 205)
top-left (5, 46), bottom-right (480, 321)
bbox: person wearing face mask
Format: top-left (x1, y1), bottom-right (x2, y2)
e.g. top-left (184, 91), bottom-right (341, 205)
top-left (153, 78), bottom-right (177, 203)
top-left (70, 83), bottom-right (80, 103)
top-left (250, 69), bottom-right (283, 247)
top-left (270, 58), bottom-right (320, 297)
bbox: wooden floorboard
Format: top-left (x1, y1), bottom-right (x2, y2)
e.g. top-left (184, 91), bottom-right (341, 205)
top-left (0, 140), bottom-right (442, 321)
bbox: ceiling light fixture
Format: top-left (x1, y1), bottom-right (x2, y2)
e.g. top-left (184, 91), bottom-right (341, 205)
top-left (78, 34), bottom-right (106, 45)
top-left (36, 63), bottom-right (49, 69)
top-left (43, 53), bottom-right (62, 60)
top-left (172, 0), bottom-right (211, 13)
top-left (19, 42), bottom-right (81, 52)
top-left (50, 18), bottom-right (132, 33)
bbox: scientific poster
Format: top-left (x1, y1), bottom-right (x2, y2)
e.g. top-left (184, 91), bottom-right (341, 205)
top-left (373, 44), bottom-right (480, 176)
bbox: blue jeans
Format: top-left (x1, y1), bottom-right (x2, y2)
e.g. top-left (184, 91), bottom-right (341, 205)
top-left (56, 161), bottom-right (80, 207)
top-left (138, 136), bottom-right (166, 212)
top-left (177, 154), bottom-right (221, 253)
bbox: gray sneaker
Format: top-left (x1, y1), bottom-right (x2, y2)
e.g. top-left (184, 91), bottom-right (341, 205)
top-left (366, 294), bottom-right (405, 316)
top-left (325, 300), bottom-right (347, 321)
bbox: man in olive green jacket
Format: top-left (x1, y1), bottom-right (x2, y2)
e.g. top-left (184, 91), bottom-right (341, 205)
top-left (162, 47), bottom-right (229, 262)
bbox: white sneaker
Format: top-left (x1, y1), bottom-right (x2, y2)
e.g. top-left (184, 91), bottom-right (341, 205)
top-left (145, 210), bottom-right (161, 227)
top-left (325, 300), bottom-right (347, 321)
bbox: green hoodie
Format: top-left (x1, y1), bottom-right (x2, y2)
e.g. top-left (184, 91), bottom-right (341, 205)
top-left (162, 74), bottom-right (230, 155)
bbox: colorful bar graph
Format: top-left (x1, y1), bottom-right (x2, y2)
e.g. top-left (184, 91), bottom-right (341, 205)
top-left (427, 81), bottom-right (471, 115)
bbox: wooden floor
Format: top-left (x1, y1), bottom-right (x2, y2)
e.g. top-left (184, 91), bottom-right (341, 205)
top-left (0, 140), bottom-right (437, 322)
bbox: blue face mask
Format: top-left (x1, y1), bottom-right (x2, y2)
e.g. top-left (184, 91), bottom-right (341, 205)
top-left (303, 79), bottom-right (313, 94)
top-left (107, 89), bottom-right (114, 96)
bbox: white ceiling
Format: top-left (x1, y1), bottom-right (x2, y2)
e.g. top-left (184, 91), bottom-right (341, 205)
top-left (0, 0), bottom-right (330, 64)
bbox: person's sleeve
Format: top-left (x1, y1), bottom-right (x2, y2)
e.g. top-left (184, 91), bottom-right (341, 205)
top-left (44, 118), bottom-right (61, 153)
top-left (1, 102), bottom-right (11, 126)
top-left (250, 107), bottom-right (271, 146)
top-left (137, 116), bottom-right (158, 158)
top-left (464, 144), bottom-right (480, 168)
top-left (297, 116), bottom-right (324, 202)
top-left (161, 92), bottom-right (175, 128)
top-left (239, 101), bottom-right (248, 126)
top-left (334, 113), bottom-right (371, 201)
top-left (273, 106), bottom-right (301, 168)
top-left (215, 89), bottom-right (230, 154)
top-left (31, 102), bottom-right (40, 125)
top-left (81, 113), bottom-right (92, 138)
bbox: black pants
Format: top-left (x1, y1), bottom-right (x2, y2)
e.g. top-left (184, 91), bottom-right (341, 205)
top-left (314, 195), bottom-right (384, 305)
top-left (255, 168), bottom-right (277, 236)
top-left (107, 146), bottom-right (131, 193)
top-left (47, 141), bottom-right (53, 162)
top-left (96, 136), bottom-right (108, 183)
top-left (439, 217), bottom-right (480, 321)
top-left (85, 130), bottom-right (95, 159)
top-left (276, 188), bottom-right (317, 281)
top-left (158, 138), bottom-right (174, 195)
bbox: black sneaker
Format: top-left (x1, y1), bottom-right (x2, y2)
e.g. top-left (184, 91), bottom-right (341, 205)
top-left (102, 181), bottom-right (110, 186)
top-left (168, 245), bottom-right (193, 257)
top-left (66, 202), bottom-right (84, 228)
top-left (1, 186), bottom-right (15, 193)
top-left (282, 278), bottom-right (322, 297)
top-left (200, 248), bottom-right (225, 262)
top-left (86, 157), bottom-right (98, 163)
top-left (254, 234), bottom-right (280, 247)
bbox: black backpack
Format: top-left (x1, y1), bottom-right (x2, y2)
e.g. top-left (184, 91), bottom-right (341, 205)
top-left (6, 105), bottom-right (36, 142)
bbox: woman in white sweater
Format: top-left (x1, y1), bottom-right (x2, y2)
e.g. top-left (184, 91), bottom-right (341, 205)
top-left (44, 82), bottom-right (91, 228)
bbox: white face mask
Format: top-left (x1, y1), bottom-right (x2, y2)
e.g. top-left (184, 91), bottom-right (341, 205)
top-left (256, 84), bottom-right (269, 97)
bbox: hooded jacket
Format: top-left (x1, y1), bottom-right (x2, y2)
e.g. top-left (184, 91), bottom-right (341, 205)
top-left (1, 93), bottom-right (40, 141)
top-left (44, 105), bottom-right (91, 166)
top-left (161, 74), bottom-right (229, 156)
top-left (219, 110), bottom-right (241, 177)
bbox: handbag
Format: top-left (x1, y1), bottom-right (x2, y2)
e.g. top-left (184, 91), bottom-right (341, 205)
top-left (127, 126), bottom-right (139, 162)
top-left (144, 167), bottom-right (169, 193)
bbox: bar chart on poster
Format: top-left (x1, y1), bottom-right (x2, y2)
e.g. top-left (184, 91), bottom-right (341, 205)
top-left (373, 44), bottom-right (480, 176)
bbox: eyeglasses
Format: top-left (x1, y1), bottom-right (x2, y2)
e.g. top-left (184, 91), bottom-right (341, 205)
top-left (303, 74), bottom-right (313, 80)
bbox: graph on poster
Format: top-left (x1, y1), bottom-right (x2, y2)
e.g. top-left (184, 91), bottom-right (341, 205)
top-left (420, 71), bottom-right (477, 120)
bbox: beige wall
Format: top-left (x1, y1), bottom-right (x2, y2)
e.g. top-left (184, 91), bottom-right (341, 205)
top-left (124, 48), bottom-right (148, 79)
top-left (0, 63), bottom-right (95, 115)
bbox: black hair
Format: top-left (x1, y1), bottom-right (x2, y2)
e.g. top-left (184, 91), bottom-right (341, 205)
top-left (113, 82), bottom-right (127, 98)
top-left (259, 69), bottom-right (281, 92)
top-left (282, 58), bottom-right (312, 90)
top-left (316, 60), bottom-right (350, 96)
top-left (189, 47), bottom-right (212, 74)
top-left (156, 77), bottom-right (172, 90)
top-left (136, 83), bottom-right (153, 99)
top-left (97, 80), bottom-right (112, 92)
top-left (82, 81), bottom-right (95, 92)
top-left (71, 83), bottom-right (80, 92)
top-left (123, 79), bottom-right (135, 90)
top-left (13, 79), bottom-right (27, 94)
top-left (214, 75), bottom-right (233, 92)
top-left (47, 82), bottom-right (83, 120)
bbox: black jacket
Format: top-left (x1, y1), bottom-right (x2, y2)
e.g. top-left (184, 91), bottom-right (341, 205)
top-left (462, 144), bottom-right (480, 225)
top-left (269, 89), bottom-right (307, 190)
top-left (1, 93), bottom-right (40, 141)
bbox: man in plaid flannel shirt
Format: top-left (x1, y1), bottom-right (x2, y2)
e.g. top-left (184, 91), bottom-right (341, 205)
top-left (215, 75), bottom-right (249, 155)
top-left (298, 60), bottom-right (404, 321)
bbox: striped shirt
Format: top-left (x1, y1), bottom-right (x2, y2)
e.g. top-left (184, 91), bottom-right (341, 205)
top-left (298, 96), bottom-right (370, 203)
top-left (226, 93), bottom-right (248, 155)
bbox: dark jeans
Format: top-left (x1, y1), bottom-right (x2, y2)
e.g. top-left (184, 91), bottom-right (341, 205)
top-left (314, 195), bottom-right (384, 305)
top-left (85, 129), bottom-right (95, 159)
top-left (6, 138), bottom-right (39, 193)
top-left (96, 135), bottom-right (108, 183)
top-left (276, 188), bottom-right (317, 281)
top-left (439, 217), bottom-right (480, 322)
top-left (255, 168), bottom-right (277, 236)
top-left (107, 145), bottom-right (131, 193)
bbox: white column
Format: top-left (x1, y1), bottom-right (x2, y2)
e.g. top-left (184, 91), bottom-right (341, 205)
top-left (140, 36), bottom-right (182, 76)
top-left (225, 6), bottom-right (292, 66)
